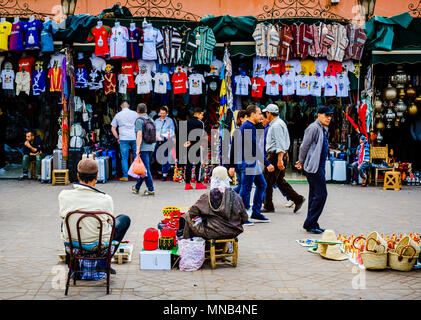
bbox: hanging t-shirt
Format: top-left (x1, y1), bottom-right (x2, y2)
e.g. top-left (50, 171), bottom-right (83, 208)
top-left (251, 77), bottom-right (266, 98)
top-left (1, 69), bottom-right (15, 90)
top-left (267, 60), bottom-right (285, 75)
top-left (264, 73), bottom-right (282, 96)
top-left (300, 59), bottom-right (316, 76)
top-left (88, 69), bottom-right (103, 90)
top-left (90, 56), bottom-right (106, 72)
top-left (309, 75), bottom-right (325, 97)
top-left (325, 61), bottom-right (343, 76)
top-left (110, 25), bottom-right (129, 59)
top-left (9, 21), bottom-right (24, 51)
top-left (324, 75), bottom-right (337, 97)
top-left (295, 74), bottom-right (311, 96)
top-left (127, 27), bottom-right (142, 60)
top-left (40, 20), bottom-right (58, 53)
top-left (253, 57), bottom-right (270, 78)
top-left (206, 75), bottom-right (220, 95)
top-left (188, 73), bottom-right (206, 95)
top-left (314, 59), bottom-right (328, 77)
top-left (87, 25), bottom-right (112, 57)
top-left (205, 59), bottom-right (223, 77)
top-left (336, 74), bottom-right (350, 98)
top-left (284, 59), bottom-right (301, 75)
top-left (172, 72), bottom-right (188, 94)
top-left (0, 21), bottom-right (13, 51)
top-left (103, 73), bottom-right (116, 95)
top-left (18, 56), bottom-right (35, 76)
top-left (280, 72), bottom-right (296, 96)
top-left (49, 53), bottom-right (65, 68)
top-left (153, 72), bottom-right (170, 94)
top-left (32, 69), bottom-right (46, 95)
top-left (48, 67), bottom-right (62, 92)
top-left (341, 60), bottom-right (356, 75)
top-left (118, 73), bottom-right (129, 94)
top-left (23, 20), bottom-right (43, 50)
top-left (234, 75), bottom-right (251, 96)
top-left (142, 25), bottom-right (163, 61)
top-left (135, 73), bottom-right (153, 94)
top-left (121, 61), bottom-right (139, 89)
top-left (137, 59), bottom-right (156, 76)
top-left (75, 68), bottom-right (88, 89)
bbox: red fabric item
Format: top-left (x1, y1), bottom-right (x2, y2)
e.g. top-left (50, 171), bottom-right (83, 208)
top-left (161, 228), bottom-right (176, 238)
top-left (121, 61), bottom-right (139, 89)
top-left (358, 143), bottom-right (365, 165)
top-left (343, 112), bottom-right (359, 131)
top-left (325, 61), bottom-right (343, 76)
top-left (143, 228), bottom-right (159, 250)
top-left (358, 102), bottom-right (368, 139)
top-left (267, 60), bottom-right (285, 75)
top-left (251, 77), bottom-right (266, 98)
top-left (18, 56), bottom-right (35, 76)
top-left (87, 26), bottom-right (112, 57)
top-left (172, 72), bottom-right (188, 94)
top-left (48, 67), bottom-right (62, 92)
top-left (103, 73), bottom-right (116, 95)
top-left (290, 23), bottom-right (313, 59)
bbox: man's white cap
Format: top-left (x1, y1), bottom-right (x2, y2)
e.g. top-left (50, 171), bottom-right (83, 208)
top-left (262, 104), bottom-right (279, 113)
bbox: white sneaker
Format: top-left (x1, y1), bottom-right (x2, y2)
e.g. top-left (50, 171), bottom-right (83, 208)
top-left (284, 200), bottom-right (294, 208)
top-left (246, 208), bottom-right (252, 218)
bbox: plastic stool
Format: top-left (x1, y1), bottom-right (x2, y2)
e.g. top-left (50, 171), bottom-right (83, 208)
top-left (383, 171), bottom-right (401, 190)
top-left (52, 169), bottom-right (69, 186)
top-left (205, 238), bottom-right (238, 269)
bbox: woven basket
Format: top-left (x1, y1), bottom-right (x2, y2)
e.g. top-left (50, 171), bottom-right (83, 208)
top-left (361, 251), bottom-right (388, 270)
top-left (162, 206), bottom-right (180, 219)
top-left (366, 232), bottom-right (388, 254)
top-left (395, 236), bottom-right (420, 257)
top-left (389, 245), bottom-right (419, 271)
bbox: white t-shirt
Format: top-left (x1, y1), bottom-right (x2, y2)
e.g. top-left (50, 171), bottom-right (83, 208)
top-left (118, 74), bottom-right (129, 94)
top-left (342, 60), bottom-right (355, 74)
top-left (205, 59), bottom-right (223, 77)
top-left (110, 25), bottom-right (129, 59)
top-left (314, 59), bottom-right (328, 77)
top-left (324, 75), bottom-right (337, 97)
top-left (49, 53), bottom-right (65, 68)
top-left (295, 74), bottom-right (311, 96)
top-left (153, 72), bottom-right (169, 94)
top-left (264, 73), bottom-right (282, 96)
top-left (253, 57), bottom-right (270, 78)
top-left (284, 59), bottom-right (301, 75)
top-left (336, 74), bottom-right (350, 98)
top-left (280, 72), bottom-right (295, 96)
top-left (138, 59), bottom-right (156, 76)
top-left (135, 73), bottom-right (153, 94)
top-left (234, 75), bottom-right (251, 96)
top-left (90, 56), bottom-right (106, 72)
top-left (142, 25), bottom-right (163, 61)
top-left (310, 75), bottom-right (325, 97)
top-left (1, 69), bottom-right (15, 90)
top-left (188, 73), bottom-right (206, 95)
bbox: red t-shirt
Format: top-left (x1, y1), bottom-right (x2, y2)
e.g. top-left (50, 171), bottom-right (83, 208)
top-left (172, 72), bottom-right (188, 94)
top-left (324, 61), bottom-right (343, 76)
top-left (121, 61), bottom-right (139, 89)
top-left (267, 60), bottom-right (285, 75)
top-left (18, 56), bottom-right (35, 76)
top-left (87, 26), bottom-right (112, 57)
top-left (48, 67), bottom-right (62, 92)
top-left (251, 77), bottom-right (266, 98)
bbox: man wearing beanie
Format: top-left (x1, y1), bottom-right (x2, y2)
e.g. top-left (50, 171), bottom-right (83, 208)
top-left (295, 106), bottom-right (333, 234)
top-left (58, 159), bottom-right (131, 270)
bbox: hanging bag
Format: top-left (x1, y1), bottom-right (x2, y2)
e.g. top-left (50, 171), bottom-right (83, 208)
top-left (132, 156), bottom-right (146, 175)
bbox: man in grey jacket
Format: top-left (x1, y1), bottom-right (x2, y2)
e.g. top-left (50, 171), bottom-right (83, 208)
top-left (295, 106), bottom-right (333, 234)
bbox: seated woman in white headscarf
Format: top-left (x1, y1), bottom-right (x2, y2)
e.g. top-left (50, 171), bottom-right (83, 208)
top-left (179, 166), bottom-right (249, 240)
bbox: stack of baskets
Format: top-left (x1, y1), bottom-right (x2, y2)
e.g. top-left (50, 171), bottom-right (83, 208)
top-left (353, 232), bottom-right (420, 271)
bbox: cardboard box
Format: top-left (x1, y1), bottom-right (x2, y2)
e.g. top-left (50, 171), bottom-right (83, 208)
top-left (140, 249), bottom-right (171, 270)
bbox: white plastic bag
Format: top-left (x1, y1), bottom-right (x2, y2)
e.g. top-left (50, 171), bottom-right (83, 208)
top-left (178, 237), bottom-right (205, 272)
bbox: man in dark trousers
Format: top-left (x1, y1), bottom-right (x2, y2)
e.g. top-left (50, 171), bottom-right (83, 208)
top-left (184, 107), bottom-right (207, 190)
top-left (295, 106), bottom-right (333, 234)
top-left (262, 104), bottom-right (305, 213)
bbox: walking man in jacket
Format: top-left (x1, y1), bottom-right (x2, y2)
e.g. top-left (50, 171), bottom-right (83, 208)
top-left (295, 106), bottom-right (333, 234)
top-left (262, 104), bottom-right (305, 213)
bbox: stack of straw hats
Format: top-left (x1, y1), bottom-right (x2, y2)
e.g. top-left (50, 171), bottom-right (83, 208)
top-left (316, 230), bottom-right (348, 261)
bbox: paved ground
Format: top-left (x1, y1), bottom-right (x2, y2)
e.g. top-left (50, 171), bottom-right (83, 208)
top-left (0, 178), bottom-right (420, 300)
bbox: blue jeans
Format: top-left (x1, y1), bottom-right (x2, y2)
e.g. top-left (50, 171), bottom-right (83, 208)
top-left (120, 140), bottom-right (136, 179)
top-left (351, 161), bottom-right (370, 180)
top-left (135, 151), bottom-right (154, 192)
top-left (239, 165), bottom-right (267, 216)
top-left (233, 165), bottom-right (244, 194)
top-left (304, 167), bottom-right (327, 230)
top-left (155, 141), bottom-right (170, 175)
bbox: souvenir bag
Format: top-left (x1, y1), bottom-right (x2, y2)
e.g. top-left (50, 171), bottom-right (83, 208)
top-left (178, 237), bottom-right (206, 271)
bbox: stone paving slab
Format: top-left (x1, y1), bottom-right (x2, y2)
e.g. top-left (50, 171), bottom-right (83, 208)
top-left (0, 179), bottom-right (420, 300)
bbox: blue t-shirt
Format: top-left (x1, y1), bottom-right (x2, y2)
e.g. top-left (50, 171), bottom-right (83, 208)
top-left (32, 69), bottom-right (46, 95)
top-left (40, 20), bottom-right (58, 53)
top-left (24, 20), bottom-right (43, 49)
top-left (319, 131), bottom-right (328, 169)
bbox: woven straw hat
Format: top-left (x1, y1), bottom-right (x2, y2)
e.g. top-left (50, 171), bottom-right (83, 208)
top-left (316, 230), bottom-right (348, 261)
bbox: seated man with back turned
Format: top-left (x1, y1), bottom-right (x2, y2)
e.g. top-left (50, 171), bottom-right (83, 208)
top-left (58, 159), bottom-right (131, 272)
top-left (19, 131), bottom-right (44, 180)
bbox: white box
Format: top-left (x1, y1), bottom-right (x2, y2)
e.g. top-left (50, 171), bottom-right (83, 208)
top-left (140, 250), bottom-right (171, 270)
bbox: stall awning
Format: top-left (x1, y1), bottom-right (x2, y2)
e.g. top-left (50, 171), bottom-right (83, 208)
top-left (372, 48), bottom-right (421, 64)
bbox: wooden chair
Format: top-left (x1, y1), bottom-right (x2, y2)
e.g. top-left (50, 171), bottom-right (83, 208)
top-left (52, 169), bottom-right (69, 185)
top-left (384, 163), bottom-right (402, 190)
top-left (369, 144), bottom-right (393, 186)
top-left (205, 238), bottom-right (238, 269)
top-left (64, 211), bottom-right (116, 295)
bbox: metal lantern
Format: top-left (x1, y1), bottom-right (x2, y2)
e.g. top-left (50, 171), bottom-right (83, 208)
top-left (385, 109), bottom-right (396, 128)
top-left (399, 88), bottom-right (405, 99)
top-left (394, 99), bottom-right (407, 115)
top-left (374, 93), bottom-right (383, 112)
top-left (409, 102), bottom-right (418, 116)
top-left (383, 82), bottom-right (398, 101)
top-left (377, 132), bottom-right (384, 143)
top-left (406, 84), bottom-right (417, 99)
top-left (376, 120), bottom-right (385, 131)
top-left (391, 65), bottom-right (410, 89)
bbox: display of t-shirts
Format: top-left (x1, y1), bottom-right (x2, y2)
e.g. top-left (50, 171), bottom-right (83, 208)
top-left (9, 21), bottom-right (24, 51)
top-left (75, 68), bottom-right (88, 89)
top-left (253, 57), bottom-right (270, 78)
top-left (127, 27), bottom-right (142, 60)
top-left (234, 75), bottom-right (251, 96)
top-left (40, 20), bottom-right (58, 53)
top-left (121, 61), bottom-right (139, 89)
top-left (267, 60), bottom-right (285, 75)
top-left (135, 73), bottom-right (153, 94)
top-left (325, 61), bottom-right (343, 76)
top-left (1, 69), bottom-right (15, 90)
top-left (336, 74), bottom-right (350, 98)
top-left (110, 25), bottom-right (129, 59)
top-left (142, 24), bottom-right (163, 60)
top-left (49, 52), bottom-right (65, 68)
top-left (90, 56), bottom-right (106, 72)
top-left (32, 69), bottom-right (46, 95)
top-left (18, 55), bottom-right (35, 75)
top-left (23, 19), bottom-right (43, 50)
top-left (300, 59), bottom-right (316, 76)
top-left (309, 75), bottom-right (324, 97)
top-left (323, 75), bottom-right (337, 97)
top-left (103, 73), bottom-right (116, 95)
top-left (251, 77), bottom-right (266, 98)
top-left (15, 71), bottom-right (31, 95)
top-left (87, 25), bottom-right (112, 57)
top-left (48, 67), bottom-right (62, 92)
top-left (188, 73), bottom-right (206, 95)
top-left (295, 74), bottom-right (311, 96)
top-left (206, 75), bottom-right (220, 95)
top-left (205, 59), bottom-right (223, 77)
top-left (193, 26), bottom-right (217, 66)
top-left (0, 21), bottom-right (12, 51)
top-left (280, 72), bottom-right (296, 96)
top-left (284, 59), bottom-right (301, 75)
top-left (171, 72), bottom-right (188, 94)
top-left (314, 59), bottom-right (328, 77)
top-left (153, 72), bottom-right (170, 94)
top-left (118, 73), bottom-right (129, 94)
top-left (264, 73), bottom-right (282, 96)
top-left (137, 59), bottom-right (156, 76)
top-left (341, 60), bottom-right (355, 74)
top-left (88, 69), bottom-right (103, 90)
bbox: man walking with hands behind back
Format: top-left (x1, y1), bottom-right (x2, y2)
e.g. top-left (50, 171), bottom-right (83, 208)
top-left (295, 106), bottom-right (333, 234)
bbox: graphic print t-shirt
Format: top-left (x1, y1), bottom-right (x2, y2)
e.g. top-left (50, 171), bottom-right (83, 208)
top-left (310, 75), bottom-right (325, 97)
top-left (153, 72), bottom-right (170, 94)
top-left (23, 20), bottom-right (43, 49)
top-left (295, 74), bottom-right (311, 96)
top-left (251, 77), bottom-right (266, 98)
top-left (336, 74), bottom-right (350, 98)
top-left (264, 73), bottom-right (282, 96)
top-left (253, 57), bottom-right (270, 78)
top-left (267, 60), bottom-right (285, 75)
top-left (87, 26), bottom-right (112, 57)
top-left (234, 75), bottom-right (251, 96)
top-left (9, 21), bottom-right (25, 51)
top-left (284, 59), bottom-right (301, 75)
top-left (135, 73), bottom-right (153, 94)
top-left (280, 72), bottom-right (295, 96)
top-left (118, 73), bottom-right (129, 94)
top-left (172, 72), bottom-right (188, 94)
top-left (189, 73), bottom-right (206, 95)
top-left (206, 75), bottom-right (221, 95)
top-left (1, 70), bottom-right (15, 90)
top-left (324, 75), bottom-right (337, 96)
top-left (0, 21), bottom-right (12, 51)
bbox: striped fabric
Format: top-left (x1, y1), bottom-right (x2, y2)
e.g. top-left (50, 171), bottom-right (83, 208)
top-left (181, 28), bottom-right (197, 67)
top-left (355, 136), bottom-right (370, 164)
top-left (290, 23), bottom-right (313, 59)
top-left (327, 23), bottom-right (349, 62)
top-left (344, 24), bottom-right (367, 61)
top-left (276, 24), bottom-right (294, 61)
top-left (193, 26), bottom-right (216, 66)
top-left (252, 23), bottom-right (280, 58)
top-left (309, 23), bottom-right (334, 58)
top-left (156, 26), bottom-right (182, 65)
